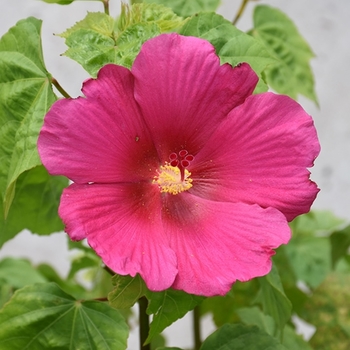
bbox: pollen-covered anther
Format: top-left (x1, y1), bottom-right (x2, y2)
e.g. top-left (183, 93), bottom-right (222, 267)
top-left (153, 150), bottom-right (194, 195)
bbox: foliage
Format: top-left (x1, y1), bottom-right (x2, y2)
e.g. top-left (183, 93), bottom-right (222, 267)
top-left (0, 0), bottom-right (347, 349)
top-left (249, 5), bottom-right (317, 103)
top-left (59, 4), bottom-right (185, 75)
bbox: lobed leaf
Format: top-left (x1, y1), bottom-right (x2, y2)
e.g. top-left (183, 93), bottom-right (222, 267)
top-left (144, 0), bottom-right (220, 17)
top-left (200, 323), bottom-right (287, 350)
top-left (0, 17), bottom-right (56, 220)
top-left (250, 5), bottom-right (317, 102)
top-left (179, 12), bottom-right (277, 93)
top-left (0, 283), bottom-right (128, 350)
top-left (0, 166), bottom-right (67, 248)
top-left (60, 4), bottom-right (185, 76)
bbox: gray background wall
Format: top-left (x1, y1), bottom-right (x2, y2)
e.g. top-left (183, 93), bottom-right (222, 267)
top-left (1, 0), bottom-right (349, 348)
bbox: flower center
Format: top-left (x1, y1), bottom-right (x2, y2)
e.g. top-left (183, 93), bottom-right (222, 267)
top-left (153, 150), bottom-right (194, 195)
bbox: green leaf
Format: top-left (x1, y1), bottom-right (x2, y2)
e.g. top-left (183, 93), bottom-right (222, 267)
top-left (236, 306), bottom-right (276, 336)
top-left (60, 4), bottom-right (185, 76)
top-left (117, 2), bottom-right (186, 33)
top-left (36, 263), bottom-right (89, 299)
top-left (285, 235), bottom-right (331, 289)
top-left (144, 0), bottom-right (220, 17)
top-left (200, 323), bottom-right (287, 350)
top-left (0, 280), bottom-right (13, 309)
top-left (0, 258), bottom-right (47, 289)
top-left (145, 289), bottom-right (204, 344)
top-left (289, 210), bottom-right (345, 236)
top-left (255, 264), bottom-right (292, 333)
top-left (250, 5), bottom-right (317, 103)
top-left (236, 306), bottom-right (313, 350)
top-left (67, 252), bottom-right (101, 280)
top-left (330, 225), bottom-right (350, 268)
top-left (179, 12), bottom-right (277, 93)
top-left (109, 274), bottom-right (147, 309)
top-left (0, 283), bottom-right (128, 350)
top-left (282, 325), bottom-right (313, 350)
top-left (0, 166), bottom-right (68, 248)
top-left (200, 280), bottom-right (259, 327)
top-left (0, 17), bottom-right (56, 217)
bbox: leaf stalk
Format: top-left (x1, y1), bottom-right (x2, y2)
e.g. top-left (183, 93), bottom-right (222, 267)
top-left (233, 0), bottom-right (258, 26)
top-left (102, 0), bottom-right (110, 15)
top-left (51, 77), bottom-right (71, 99)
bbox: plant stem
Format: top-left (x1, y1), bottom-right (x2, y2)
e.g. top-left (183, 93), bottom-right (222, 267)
top-left (102, 0), bottom-right (110, 15)
top-left (138, 297), bottom-right (150, 350)
top-left (193, 306), bottom-right (202, 350)
top-left (51, 77), bottom-right (71, 99)
top-left (232, 0), bottom-right (254, 26)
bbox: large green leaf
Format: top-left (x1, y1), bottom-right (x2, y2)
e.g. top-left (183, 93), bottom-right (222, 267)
top-left (0, 283), bottom-right (128, 350)
top-left (144, 0), bottom-right (220, 17)
top-left (0, 166), bottom-right (67, 247)
top-left (250, 5), bottom-right (317, 102)
top-left (0, 17), bottom-right (56, 217)
top-left (255, 264), bottom-right (292, 334)
top-left (179, 12), bottom-right (277, 93)
top-left (60, 4), bottom-right (185, 76)
top-left (200, 324), bottom-right (287, 350)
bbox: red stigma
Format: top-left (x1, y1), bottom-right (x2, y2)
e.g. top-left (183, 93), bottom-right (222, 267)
top-left (168, 149), bottom-right (194, 181)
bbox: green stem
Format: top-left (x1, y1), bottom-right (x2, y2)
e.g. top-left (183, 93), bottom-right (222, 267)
top-left (51, 77), bottom-right (71, 99)
top-left (232, 0), bottom-right (255, 26)
top-left (102, 0), bottom-right (110, 15)
top-left (193, 306), bottom-right (202, 350)
top-left (138, 297), bottom-right (150, 350)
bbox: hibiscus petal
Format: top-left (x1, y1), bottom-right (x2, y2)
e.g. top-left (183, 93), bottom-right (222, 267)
top-left (38, 64), bottom-right (158, 184)
top-left (191, 93), bottom-right (320, 221)
top-left (131, 33), bottom-right (258, 159)
top-left (59, 182), bottom-right (178, 291)
top-left (161, 193), bottom-right (290, 296)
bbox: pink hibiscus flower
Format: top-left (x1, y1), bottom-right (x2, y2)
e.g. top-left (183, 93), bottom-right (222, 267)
top-left (38, 34), bottom-right (320, 296)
